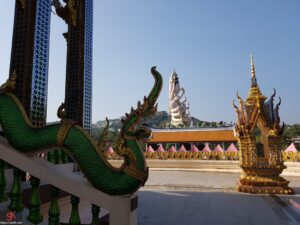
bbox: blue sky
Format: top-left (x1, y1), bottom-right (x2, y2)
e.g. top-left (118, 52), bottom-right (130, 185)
top-left (1, 0), bottom-right (300, 124)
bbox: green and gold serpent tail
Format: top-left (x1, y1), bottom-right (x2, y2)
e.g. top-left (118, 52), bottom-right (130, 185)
top-left (0, 67), bottom-right (163, 196)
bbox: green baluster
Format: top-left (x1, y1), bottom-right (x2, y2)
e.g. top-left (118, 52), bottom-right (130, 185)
top-left (8, 168), bottom-right (23, 212)
top-left (0, 160), bottom-right (8, 202)
top-left (47, 151), bottom-right (54, 163)
top-left (69, 195), bottom-right (81, 225)
top-left (61, 150), bottom-right (69, 163)
top-left (48, 186), bottom-right (60, 225)
top-left (91, 204), bottom-right (100, 225)
top-left (27, 176), bottom-right (43, 224)
top-left (54, 149), bottom-right (62, 164)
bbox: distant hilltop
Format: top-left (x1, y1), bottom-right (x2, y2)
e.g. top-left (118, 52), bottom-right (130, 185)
top-left (86, 112), bottom-right (299, 147)
top-left (92, 111), bottom-right (233, 132)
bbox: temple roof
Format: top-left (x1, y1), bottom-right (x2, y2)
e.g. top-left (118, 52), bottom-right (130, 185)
top-left (147, 127), bottom-right (236, 143)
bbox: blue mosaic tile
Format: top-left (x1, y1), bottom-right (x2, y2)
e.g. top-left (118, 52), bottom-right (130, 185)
top-left (83, 0), bottom-right (93, 131)
top-left (30, 0), bottom-right (51, 126)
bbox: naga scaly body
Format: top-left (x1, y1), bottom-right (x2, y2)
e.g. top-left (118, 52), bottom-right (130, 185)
top-left (0, 67), bottom-right (163, 196)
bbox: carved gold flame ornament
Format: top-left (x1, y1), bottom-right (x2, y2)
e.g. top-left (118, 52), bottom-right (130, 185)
top-left (0, 70), bottom-right (17, 93)
top-left (233, 54), bottom-right (293, 195)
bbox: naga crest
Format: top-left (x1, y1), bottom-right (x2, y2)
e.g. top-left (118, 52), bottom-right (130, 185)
top-left (119, 67), bottom-right (163, 140)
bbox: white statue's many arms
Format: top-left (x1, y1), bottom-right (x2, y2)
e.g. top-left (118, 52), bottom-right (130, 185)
top-left (168, 70), bottom-right (191, 127)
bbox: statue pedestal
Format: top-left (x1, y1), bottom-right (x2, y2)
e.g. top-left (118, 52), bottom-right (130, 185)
top-left (237, 165), bottom-right (294, 194)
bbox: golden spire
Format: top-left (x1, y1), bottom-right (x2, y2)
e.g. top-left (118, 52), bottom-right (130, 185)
top-left (250, 54), bottom-right (257, 87)
top-left (246, 54), bottom-right (265, 103)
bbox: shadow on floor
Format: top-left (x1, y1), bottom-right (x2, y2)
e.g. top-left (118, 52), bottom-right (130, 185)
top-left (138, 190), bottom-right (300, 225)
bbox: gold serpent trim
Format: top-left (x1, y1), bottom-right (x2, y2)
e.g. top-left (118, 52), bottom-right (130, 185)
top-left (0, 71), bottom-right (17, 93)
top-left (123, 166), bottom-right (148, 184)
top-left (2, 92), bottom-right (148, 184)
top-left (72, 125), bottom-right (125, 172)
top-left (115, 142), bottom-right (137, 167)
top-left (4, 93), bottom-right (34, 128)
top-left (57, 122), bottom-right (74, 147)
top-left (68, 0), bottom-right (77, 26)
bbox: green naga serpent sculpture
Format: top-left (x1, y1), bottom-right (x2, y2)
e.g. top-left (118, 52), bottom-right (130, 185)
top-left (0, 67), bottom-right (163, 196)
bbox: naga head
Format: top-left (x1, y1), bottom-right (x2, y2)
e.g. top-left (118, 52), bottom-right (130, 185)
top-left (119, 67), bottom-right (163, 141)
top-left (113, 67), bottom-right (163, 185)
top-left (135, 126), bottom-right (151, 140)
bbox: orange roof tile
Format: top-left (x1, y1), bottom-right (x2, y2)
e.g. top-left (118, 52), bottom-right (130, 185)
top-left (147, 128), bottom-right (237, 143)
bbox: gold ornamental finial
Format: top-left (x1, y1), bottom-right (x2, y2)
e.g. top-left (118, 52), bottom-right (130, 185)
top-left (251, 54), bottom-right (254, 76)
top-left (57, 102), bottom-right (66, 120)
top-left (246, 54), bottom-right (265, 103)
top-left (68, 0), bottom-right (77, 26)
top-left (0, 70), bottom-right (17, 93)
top-left (250, 54), bottom-right (257, 87)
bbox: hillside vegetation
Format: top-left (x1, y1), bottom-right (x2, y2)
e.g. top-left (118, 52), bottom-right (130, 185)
top-left (91, 111), bottom-right (233, 145)
top-left (91, 112), bottom-right (300, 149)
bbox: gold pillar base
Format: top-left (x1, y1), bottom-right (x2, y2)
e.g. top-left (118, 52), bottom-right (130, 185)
top-left (237, 166), bottom-right (294, 195)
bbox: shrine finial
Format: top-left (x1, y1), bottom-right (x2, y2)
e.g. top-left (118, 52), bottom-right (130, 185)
top-left (250, 54), bottom-right (257, 87)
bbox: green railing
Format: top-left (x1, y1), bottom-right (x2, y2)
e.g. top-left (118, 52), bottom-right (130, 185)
top-left (0, 142), bottom-right (137, 225)
top-left (0, 155), bottom-right (103, 225)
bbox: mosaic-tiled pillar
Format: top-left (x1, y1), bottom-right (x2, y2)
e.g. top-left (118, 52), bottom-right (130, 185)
top-left (9, 0), bottom-right (51, 126)
top-left (64, 0), bottom-right (93, 133)
top-left (29, 0), bottom-right (51, 126)
top-left (8, 0), bottom-right (52, 218)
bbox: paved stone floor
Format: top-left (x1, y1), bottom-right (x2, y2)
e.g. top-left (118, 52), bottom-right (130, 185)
top-left (137, 171), bottom-right (300, 225)
top-left (4, 170), bottom-right (300, 225)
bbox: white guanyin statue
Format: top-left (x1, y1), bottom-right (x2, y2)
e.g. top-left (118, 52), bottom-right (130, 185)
top-left (168, 70), bottom-right (191, 127)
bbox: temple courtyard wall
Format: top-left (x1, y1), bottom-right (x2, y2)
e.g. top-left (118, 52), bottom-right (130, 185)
top-left (109, 160), bottom-right (300, 177)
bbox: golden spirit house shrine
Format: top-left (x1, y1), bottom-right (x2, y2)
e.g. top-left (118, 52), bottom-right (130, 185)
top-left (233, 55), bottom-right (293, 195)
